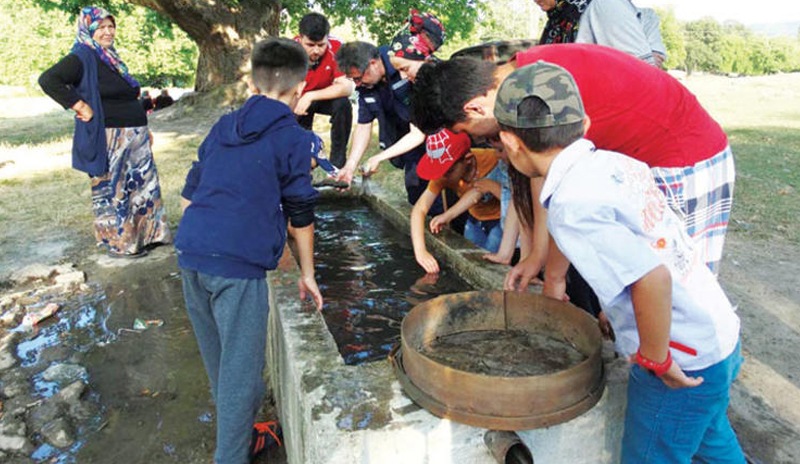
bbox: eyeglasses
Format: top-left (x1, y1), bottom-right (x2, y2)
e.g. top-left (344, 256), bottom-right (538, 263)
top-left (349, 72), bottom-right (365, 85)
top-left (348, 61), bottom-right (373, 86)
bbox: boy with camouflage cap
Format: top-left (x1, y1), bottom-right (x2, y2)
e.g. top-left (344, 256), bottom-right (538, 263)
top-left (496, 61), bottom-right (745, 463)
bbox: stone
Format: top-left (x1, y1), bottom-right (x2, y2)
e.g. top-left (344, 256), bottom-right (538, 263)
top-left (67, 399), bottom-right (99, 421)
top-left (51, 264), bottom-right (76, 276)
top-left (15, 297), bottom-right (37, 308)
top-left (0, 332), bottom-right (21, 372)
top-left (9, 264), bottom-right (52, 284)
top-left (0, 292), bottom-right (26, 313)
top-left (3, 394), bottom-right (36, 417)
top-left (27, 399), bottom-right (62, 431)
top-left (0, 305), bottom-right (24, 328)
top-left (54, 271), bottom-right (85, 287)
top-left (0, 415), bottom-right (27, 437)
top-left (40, 363), bottom-right (87, 385)
top-left (0, 368), bottom-right (29, 398)
top-left (53, 380), bottom-right (86, 405)
top-left (40, 418), bottom-right (74, 449)
top-left (0, 433), bottom-right (31, 453)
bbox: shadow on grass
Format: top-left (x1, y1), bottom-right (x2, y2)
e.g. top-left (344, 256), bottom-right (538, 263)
top-left (726, 126), bottom-right (800, 244)
top-left (0, 110), bottom-right (73, 146)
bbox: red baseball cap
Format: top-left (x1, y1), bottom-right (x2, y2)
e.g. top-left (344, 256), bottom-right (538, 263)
top-left (417, 129), bottom-right (472, 181)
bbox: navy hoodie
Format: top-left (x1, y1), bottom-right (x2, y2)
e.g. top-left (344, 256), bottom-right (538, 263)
top-left (175, 95), bottom-right (320, 279)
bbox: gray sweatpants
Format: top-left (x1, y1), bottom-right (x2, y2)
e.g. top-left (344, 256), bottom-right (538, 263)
top-left (181, 269), bottom-right (269, 464)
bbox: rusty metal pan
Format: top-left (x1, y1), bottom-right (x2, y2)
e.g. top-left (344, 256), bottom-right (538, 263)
top-left (392, 291), bottom-right (606, 431)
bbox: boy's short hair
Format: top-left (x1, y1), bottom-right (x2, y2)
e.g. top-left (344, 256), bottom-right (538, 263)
top-left (299, 12), bottom-right (330, 42)
top-left (496, 61), bottom-right (586, 152)
top-left (335, 41), bottom-right (379, 75)
top-left (410, 58), bottom-right (497, 134)
top-left (251, 37), bottom-right (309, 95)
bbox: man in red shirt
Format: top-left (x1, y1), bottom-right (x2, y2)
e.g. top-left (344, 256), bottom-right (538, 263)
top-left (411, 44), bottom-right (734, 314)
top-left (294, 13), bottom-right (355, 168)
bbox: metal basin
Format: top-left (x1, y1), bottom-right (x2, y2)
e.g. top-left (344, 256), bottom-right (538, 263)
top-left (390, 291), bottom-right (605, 430)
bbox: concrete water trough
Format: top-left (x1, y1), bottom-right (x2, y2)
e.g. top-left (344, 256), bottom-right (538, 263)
top-left (266, 180), bottom-right (631, 464)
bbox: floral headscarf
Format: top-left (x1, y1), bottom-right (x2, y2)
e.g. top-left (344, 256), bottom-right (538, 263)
top-left (389, 10), bottom-right (445, 61)
top-left (539, 0), bottom-right (593, 44)
top-left (75, 6), bottom-right (139, 88)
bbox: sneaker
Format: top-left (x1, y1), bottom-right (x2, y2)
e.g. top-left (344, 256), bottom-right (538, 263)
top-left (249, 420), bottom-right (282, 460)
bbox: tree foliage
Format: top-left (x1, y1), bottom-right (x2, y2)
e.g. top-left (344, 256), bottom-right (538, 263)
top-left (3, 0), bottom-right (197, 88)
top-left (8, 0), bottom-right (800, 92)
top-left (653, 8), bottom-right (685, 71)
top-left (23, 0), bottom-right (484, 91)
top-left (655, 13), bottom-right (800, 75)
top-left (285, 0), bottom-right (483, 46)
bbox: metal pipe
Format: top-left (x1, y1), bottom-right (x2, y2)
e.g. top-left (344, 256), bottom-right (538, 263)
top-left (484, 430), bottom-right (533, 464)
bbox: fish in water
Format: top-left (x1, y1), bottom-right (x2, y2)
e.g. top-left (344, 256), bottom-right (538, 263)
top-left (349, 264), bottom-right (373, 272)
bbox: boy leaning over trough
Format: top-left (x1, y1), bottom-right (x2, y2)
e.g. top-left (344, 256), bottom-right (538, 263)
top-left (496, 61), bottom-right (744, 463)
top-left (175, 38), bottom-right (323, 464)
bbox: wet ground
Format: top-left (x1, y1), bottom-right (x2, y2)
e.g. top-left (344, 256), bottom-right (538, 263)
top-left (9, 250), bottom-right (221, 463)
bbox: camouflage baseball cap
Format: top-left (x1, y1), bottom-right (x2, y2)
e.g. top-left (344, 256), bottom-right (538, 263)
top-left (494, 61), bottom-right (585, 128)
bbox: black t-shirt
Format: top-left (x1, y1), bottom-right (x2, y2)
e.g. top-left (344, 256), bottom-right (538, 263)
top-left (38, 53), bottom-right (147, 128)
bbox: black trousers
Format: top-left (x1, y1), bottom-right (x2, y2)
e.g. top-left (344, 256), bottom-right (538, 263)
top-left (566, 265), bottom-right (602, 318)
top-left (297, 96), bottom-right (353, 169)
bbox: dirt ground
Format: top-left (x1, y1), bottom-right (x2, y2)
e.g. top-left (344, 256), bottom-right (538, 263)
top-left (718, 235), bottom-right (800, 463)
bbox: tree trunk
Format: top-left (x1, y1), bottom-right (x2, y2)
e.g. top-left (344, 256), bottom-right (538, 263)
top-left (130, 0), bottom-right (282, 92)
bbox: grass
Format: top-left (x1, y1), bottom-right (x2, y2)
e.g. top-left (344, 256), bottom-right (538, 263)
top-left (0, 111), bottom-right (73, 147)
top-left (677, 73), bottom-right (800, 244)
top-left (0, 73), bottom-right (798, 275)
top-left (727, 127), bottom-right (800, 242)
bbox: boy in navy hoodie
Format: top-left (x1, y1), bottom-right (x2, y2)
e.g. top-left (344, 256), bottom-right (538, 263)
top-left (176, 38), bottom-right (323, 464)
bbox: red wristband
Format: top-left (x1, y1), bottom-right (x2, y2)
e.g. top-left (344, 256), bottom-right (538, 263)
top-left (635, 349), bottom-right (672, 377)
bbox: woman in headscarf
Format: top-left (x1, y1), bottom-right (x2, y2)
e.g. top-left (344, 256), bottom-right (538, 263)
top-left (536, 0), bottom-right (665, 66)
top-left (39, 6), bottom-right (170, 258)
top-left (387, 9), bottom-right (446, 83)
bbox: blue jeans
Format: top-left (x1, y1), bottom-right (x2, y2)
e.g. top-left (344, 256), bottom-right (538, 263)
top-left (181, 270), bottom-right (269, 464)
top-left (464, 216), bottom-right (502, 253)
top-left (622, 343), bottom-right (745, 464)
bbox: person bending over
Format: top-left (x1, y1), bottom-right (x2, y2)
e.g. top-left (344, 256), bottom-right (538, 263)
top-left (411, 129), bottom-right (504, 273)
top-left (496, 61), bottom-right (744, 463)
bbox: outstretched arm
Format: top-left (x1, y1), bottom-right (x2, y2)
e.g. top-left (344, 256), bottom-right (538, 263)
top-left (295, 76), bottom-right (354, 116)
top-left (336, 122), bottom-right (373, 185)
top-left (505, 177), bottom-right (548, 290)
top-left (411, 189), bottom-right (440, 273)
top-left (362, 124), bottom-right (425, 176)
top-left (430, 189), bottom-right (481, 233)
top-left (484, 200), bottom-right (521, 265)
top-left (289, 223), bottom-right (323, 311)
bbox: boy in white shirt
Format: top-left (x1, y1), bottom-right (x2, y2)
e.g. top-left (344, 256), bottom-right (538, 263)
top-left (495, 61), bottom-right (744, 463)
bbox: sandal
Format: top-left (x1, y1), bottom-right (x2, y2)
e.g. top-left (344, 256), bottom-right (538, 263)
top-left (106, 249), bottom-right (149, 259)
top-left (249, 420), bottom-right (282, 459)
